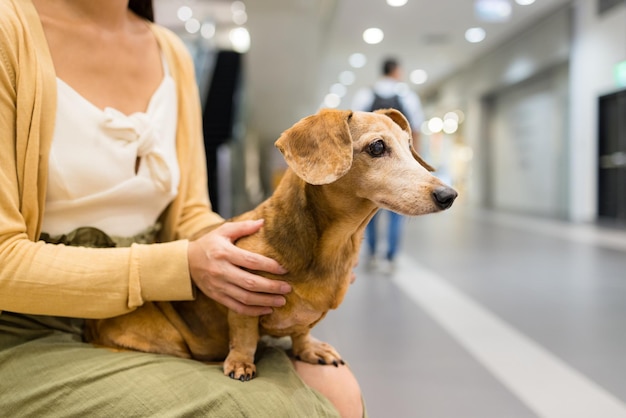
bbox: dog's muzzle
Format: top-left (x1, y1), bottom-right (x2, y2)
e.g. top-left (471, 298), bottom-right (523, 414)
top-left (432, 186), bottom-right (458, 210)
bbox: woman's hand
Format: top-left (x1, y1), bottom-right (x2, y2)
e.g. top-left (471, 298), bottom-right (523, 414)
top-left (187, 219), bottom-right (291, 316)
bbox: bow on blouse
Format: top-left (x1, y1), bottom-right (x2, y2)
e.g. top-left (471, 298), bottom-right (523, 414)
top-left (102, 107), bottom-right (171, 192)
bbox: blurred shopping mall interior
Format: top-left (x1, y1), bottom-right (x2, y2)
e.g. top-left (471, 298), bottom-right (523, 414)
top-left (155, 0), bottom-right (626, 417)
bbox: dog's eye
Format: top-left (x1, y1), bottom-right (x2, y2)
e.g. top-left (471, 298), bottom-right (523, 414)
top-left (367, 140), bottom-right (385, 157)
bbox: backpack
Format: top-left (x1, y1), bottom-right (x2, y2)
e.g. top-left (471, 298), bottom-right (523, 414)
top-left (369, 92), bottom-right (406, 116)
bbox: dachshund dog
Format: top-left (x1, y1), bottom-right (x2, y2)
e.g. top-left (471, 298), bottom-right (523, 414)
top-left (85, 108), bottom-right (457, 380)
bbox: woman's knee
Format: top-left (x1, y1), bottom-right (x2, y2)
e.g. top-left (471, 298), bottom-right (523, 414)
top-left (292, 359), bottom-right (364, 418)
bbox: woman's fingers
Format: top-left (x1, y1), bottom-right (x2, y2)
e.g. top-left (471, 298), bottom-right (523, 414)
top-left (230, 246), bottom-right (288, 276)
top-left (228, 265), bottom-right (291, 295)
top-left (215, 293), bottom-right (275, 317)
top-left (221, 220), bottom-right (288, 276)
top-left (187, 219), bottom-right (291, 316)
top-left (198, 268), bottom-right (287, 316)
top-left (219, 280), bottom-right (288, 315)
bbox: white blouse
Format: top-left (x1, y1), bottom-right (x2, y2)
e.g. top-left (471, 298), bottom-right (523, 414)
top-left (42, 64), bottom-right (180, 237)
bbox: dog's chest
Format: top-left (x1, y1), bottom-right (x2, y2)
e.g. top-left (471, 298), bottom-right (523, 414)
top-left (259, 299), bottom-right (324, 335)
top-left (259, 269), bottom-right (351, 336)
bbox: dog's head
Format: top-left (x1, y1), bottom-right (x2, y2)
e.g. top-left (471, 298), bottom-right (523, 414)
top-left (275, 108), bottom-right (457, 215)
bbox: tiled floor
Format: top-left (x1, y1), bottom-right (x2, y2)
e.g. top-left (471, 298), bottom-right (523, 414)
top-left (314, 207), bottom-right (626, 418)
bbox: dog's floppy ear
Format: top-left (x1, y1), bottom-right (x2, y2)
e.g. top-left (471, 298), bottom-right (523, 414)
top-left (375, 108), bottom-right (411, 135)
top-left (275, 109), bottom-right (354, 185)
top-left (411, 146), bottom-right (435, 172)
top-left (376, 108), bottom-right (435, 172)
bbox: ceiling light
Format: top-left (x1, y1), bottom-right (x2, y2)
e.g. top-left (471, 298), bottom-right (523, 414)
top-left (330, 83), bottom-right (347, 98)
top-left (465, 27), bottom-right (486, 43)
top-left (231, 1), bottom-right (246, 13)
top-left (184, 18), bottom-right (201, 34)
top-left (200, 22), bottom-right (216, 39)
top-left (177, 6), bottom-right (193, 22)
top-left (387, 0), bottom-right (408, 6)
top-left (410, 69), bottom-right (428, 85)
top-left (475, 0), bottom-right (512, 22)
top-left (231, 1), bottom-right (247, 25)
top-left (363, 28), bottom-right (384, 44)
top-left (324, 93), bottom-right (341, 108)
top-left (229, 27), bottom-right (250, 53)
top-left (339, 70), bottom-right (356, 85)
top-left (349, 53), bottom-right (367, 68)
top-left (232, 10), bottom-right (247, 25)
top-left (443, 119), bottom-right (459, 134)
top-left (515, 0), bottom-right (536, 4)
top-left (444, 111), bottom-right (459, 122)
top-left (454, 110), bottom-right (466, 123)
top-left (428, 117), bottom-right (444, 133)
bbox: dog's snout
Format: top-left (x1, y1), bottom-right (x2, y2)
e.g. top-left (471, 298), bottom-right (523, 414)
top-left (432, 186), bottom-right (457, 210)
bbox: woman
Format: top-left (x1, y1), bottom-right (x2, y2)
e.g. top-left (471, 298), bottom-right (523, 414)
top-left (0, 0), bottom-right (364, 416)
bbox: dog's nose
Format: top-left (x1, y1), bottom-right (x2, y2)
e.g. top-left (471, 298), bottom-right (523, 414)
top-left (432, 186), bottom-right (457, 210)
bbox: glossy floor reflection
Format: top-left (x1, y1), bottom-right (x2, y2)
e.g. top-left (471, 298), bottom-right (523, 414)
top-left (314, 208), bottom-right (626, 418)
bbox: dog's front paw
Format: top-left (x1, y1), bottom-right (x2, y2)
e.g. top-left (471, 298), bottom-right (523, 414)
top-left (293, 338), bottom-right (345, 367)
top-left (223, 352), bottom-right (257, 381)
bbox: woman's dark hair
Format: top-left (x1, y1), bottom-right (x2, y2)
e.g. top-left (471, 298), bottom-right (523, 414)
top-left (128, 0), bottom-right (154, 22)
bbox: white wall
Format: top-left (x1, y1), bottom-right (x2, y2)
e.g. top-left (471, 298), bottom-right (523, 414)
top-left (424, 6), bottom-right (571, 210)
top-left (424, 1), bottom-right (626, 222)
top-left (489, 66), bottom-right (569, 217)
top-left (569, 0), bottom-right (626, 222)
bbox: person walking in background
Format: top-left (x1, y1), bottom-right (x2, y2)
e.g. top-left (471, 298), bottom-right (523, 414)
top-left (351, 57), bottom-right (425, 274)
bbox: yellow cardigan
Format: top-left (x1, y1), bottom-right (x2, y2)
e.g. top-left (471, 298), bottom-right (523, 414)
top-left (0, 0), bottom-right (223, 318)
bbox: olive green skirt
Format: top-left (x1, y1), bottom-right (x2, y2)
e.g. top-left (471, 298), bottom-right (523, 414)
top-left (0, 312), bottom-right (342, 417)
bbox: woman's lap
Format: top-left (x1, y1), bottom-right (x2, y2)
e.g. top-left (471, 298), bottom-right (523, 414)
top-left (0, 313), bottom-right (340, 417)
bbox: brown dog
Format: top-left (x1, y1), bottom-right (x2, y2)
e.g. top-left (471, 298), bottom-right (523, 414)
top-left (85, 108), bottom-right (457, 380)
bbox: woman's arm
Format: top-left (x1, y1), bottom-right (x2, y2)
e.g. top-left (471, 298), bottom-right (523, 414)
top-left (0, 2), bottom-right (194, 319)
